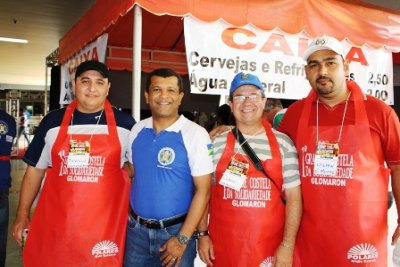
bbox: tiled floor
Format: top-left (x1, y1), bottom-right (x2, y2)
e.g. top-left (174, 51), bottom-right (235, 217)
top-left (5, 156), bottom-right (397, 267)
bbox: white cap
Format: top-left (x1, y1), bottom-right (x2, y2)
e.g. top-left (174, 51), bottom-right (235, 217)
top-left (303, 35), bottom-right (345, 61)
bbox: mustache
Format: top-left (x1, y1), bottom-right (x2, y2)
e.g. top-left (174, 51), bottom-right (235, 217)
top-left (316, 76), bottom-right (332, 83)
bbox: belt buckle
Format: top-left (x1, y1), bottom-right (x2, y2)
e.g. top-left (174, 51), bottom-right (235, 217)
top-left (142, 219), bottom-right (160, 229)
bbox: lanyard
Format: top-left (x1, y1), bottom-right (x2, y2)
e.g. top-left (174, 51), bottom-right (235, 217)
top-left (316, 92), bottom-right (351, 143)
top-left (69, 109), bottom-right (104, 144)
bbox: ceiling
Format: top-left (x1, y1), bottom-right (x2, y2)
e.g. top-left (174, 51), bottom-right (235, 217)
top-left (0, 0), bottom-right (399, 90)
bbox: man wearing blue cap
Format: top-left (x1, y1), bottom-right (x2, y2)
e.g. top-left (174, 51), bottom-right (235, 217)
top-left (198, 72), bottom-right (302, 266)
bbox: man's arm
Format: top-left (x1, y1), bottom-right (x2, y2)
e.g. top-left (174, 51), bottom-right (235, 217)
top-left (274, 185), bottom-right (303, 266)
top-left (160, 173), bottom-right (212, 267)
top-left (390, 164), bottom-right (400, 245)
top-left (209, 125), bottom-right (232, 141)
top-left (12, 165), bottom-right (46, 246)
top-left (197, 203), bottom-right (215, 266)
top-left (122, 162), bottom-right (134, 179)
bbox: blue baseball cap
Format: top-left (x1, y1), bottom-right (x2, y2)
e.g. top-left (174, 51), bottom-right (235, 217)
top-left (230, 72), bottom-right (264, 96)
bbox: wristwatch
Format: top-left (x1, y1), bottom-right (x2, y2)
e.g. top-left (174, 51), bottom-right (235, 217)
top-left (176, 233), bottom-right (190, 245)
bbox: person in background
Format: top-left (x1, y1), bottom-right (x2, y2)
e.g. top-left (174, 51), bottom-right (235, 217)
top-left (263, 99), bottom-right (286, 129)
top-left (198, 72), bottom-right (302, 267)
top-left (0, 109), bottom-right (16, 267)
top-left (278, 35), bottom-right (400, 266)
top-left (23, 109), bottom-right (31, 130)
top-left (124, 68), bottom-right (213, 267)
top-left (12, 60), bottom-right (135, 267)
top-left (209, 104), bottom-right (234, 131)
top-left (14, 108), bottom-right (30, 147)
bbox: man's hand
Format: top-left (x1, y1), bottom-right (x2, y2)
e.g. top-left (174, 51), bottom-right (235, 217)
top-left (392, 225), bottom-right (400, 245)
top-left (198, 235), bottom-right (215, 266)
top-left (160, 237), bottom-right (187, 267)
top-left (12, 215), bottom-right (30, 246)
top-left (209, 125), bottom-right (232, 141)
top-left (274, 243), bottom-right (294, 267)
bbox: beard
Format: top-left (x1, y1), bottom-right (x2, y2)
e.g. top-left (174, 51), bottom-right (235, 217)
top-left (315, 76), bottom-right (334, 95)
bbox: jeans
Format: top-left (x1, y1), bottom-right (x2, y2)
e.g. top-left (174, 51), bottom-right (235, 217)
top-left (0, 188), bottom-right (9, 267)
top-left (124, 214), bottom-right (196, 267)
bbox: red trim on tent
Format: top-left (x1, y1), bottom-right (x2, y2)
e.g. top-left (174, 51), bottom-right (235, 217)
top-left (107, 47), bottom-right (187, 73)
top-left (394, 53), bottom-right (400, 65)
top-left (59, 0), bottom-right (400, 66)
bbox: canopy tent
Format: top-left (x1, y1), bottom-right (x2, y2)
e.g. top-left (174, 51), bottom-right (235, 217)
top-left (58, 0), bottom-right (400, 119)
top-left (59, 0), bottom-right (400, 65)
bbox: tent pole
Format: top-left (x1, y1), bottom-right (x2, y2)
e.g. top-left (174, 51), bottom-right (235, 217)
top-left (44, 63), bottom-right (48, 115)
top-left (132, 5), bottom-right (142, 121)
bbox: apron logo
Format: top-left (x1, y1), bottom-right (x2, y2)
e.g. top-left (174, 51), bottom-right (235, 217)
top-left (158, 147), bottom-right (175, 166)
top-left (347, 243), bottom-right (378, 263)
top-left (259, 256), bottom-right (274, 267)
top-left (92, 240), bottom-right (119, 258)
top-left (0, 120), bottom-right (8, 135)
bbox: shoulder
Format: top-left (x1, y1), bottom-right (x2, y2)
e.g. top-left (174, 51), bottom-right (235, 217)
top-left (174, 117), bottom-right (212, 147)
top-left (181, 116), bottom-right (208, 133)
top-left (364, 95), bottom-right (394, 112)
top-left (272, 128), bottom-right (294, 143)
top-left (111, 107), bottom-right (136, 130)
top-left (213, 131), bottom-right (229, 144)
top-left (277, 99), bottom-right (305, 138)
top-left (285, 99), bottom-right (306, 114)
top-left (0, 110), bottom-right (15, 124)
top-left (38, 108), bottom-right (67, 130)
top-left (179, 117), bottom-right (211, 142)
top-left (131, 117), bottom-right (150, 132)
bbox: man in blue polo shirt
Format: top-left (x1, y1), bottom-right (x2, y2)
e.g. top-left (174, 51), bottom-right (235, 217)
top-left (125, 68), bottom-right (213, 267)
top-left (0, 109), bottom-right (16, 266)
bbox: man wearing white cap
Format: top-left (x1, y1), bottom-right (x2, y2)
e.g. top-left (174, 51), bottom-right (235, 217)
top-left (199, 72), bottom-right (302, 267)
top-left (278, 35), bottom-right (400, 266)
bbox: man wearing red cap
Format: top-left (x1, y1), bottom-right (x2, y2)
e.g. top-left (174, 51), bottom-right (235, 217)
top-left (198, 72), bottom-right (302, 267)
top-left (12, 60), bottom-right (136, 266)
top-left (279, 36), bottom-right (400, 266)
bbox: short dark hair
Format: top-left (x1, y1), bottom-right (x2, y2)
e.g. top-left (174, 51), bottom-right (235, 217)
top-left (264, 98), bottom-right (283, 112)
top-left (145, 68), bottom-right (184, 92)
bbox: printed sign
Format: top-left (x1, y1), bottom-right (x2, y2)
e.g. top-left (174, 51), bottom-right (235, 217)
top-left (184, 16), bottom-right (394, 104)
top-left (60, 33), bottom-right (108, 104)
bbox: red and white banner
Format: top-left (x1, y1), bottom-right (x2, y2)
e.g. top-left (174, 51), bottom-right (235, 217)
top-left (184, 16), bottom-right (394, 104)
top-left (60, 34), bottom-right (108, 104)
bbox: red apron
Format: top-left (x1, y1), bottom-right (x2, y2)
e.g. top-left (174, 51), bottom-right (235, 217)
top-left (209, 121), bottom-right (285, 267)
top-left (23, 100), bottom-right (130, 267)
top-left (295, 82), bottom-right (390, 266)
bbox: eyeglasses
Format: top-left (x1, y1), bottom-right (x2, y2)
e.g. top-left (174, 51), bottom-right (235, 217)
top-left (232, 94), bottom-right (264, 103)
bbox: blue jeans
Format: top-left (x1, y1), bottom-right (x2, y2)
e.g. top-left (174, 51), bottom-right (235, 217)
top-left (0, 188), bottom-right (9, 267)
top-left (124, 214), bottom-right (196, 267)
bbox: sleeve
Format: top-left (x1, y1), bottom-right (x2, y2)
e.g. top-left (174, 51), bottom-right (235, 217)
top-left (23, 110), bottom-right (62, 167)
top-left (277, 132), bottom-right (301, 189)
top-left (185, 125), bottom-right (214, 177)
top-left (277, 100), bottom-right (303, 141)
top-left (128, 120), bottom-right (145, 164)
top-left (382, 108), bottom-right (400, 165)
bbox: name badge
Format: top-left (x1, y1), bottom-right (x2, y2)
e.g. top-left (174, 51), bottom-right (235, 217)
top-left (67, 140), bottom-right (90, 168)
top-left (314, 141), bottom-right (339, 177)
top-left (219, 157), bottom-right (249, 191)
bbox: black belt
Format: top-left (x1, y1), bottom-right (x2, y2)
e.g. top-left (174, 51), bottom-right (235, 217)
top-left (130, 209), bottom-right (186, 229)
